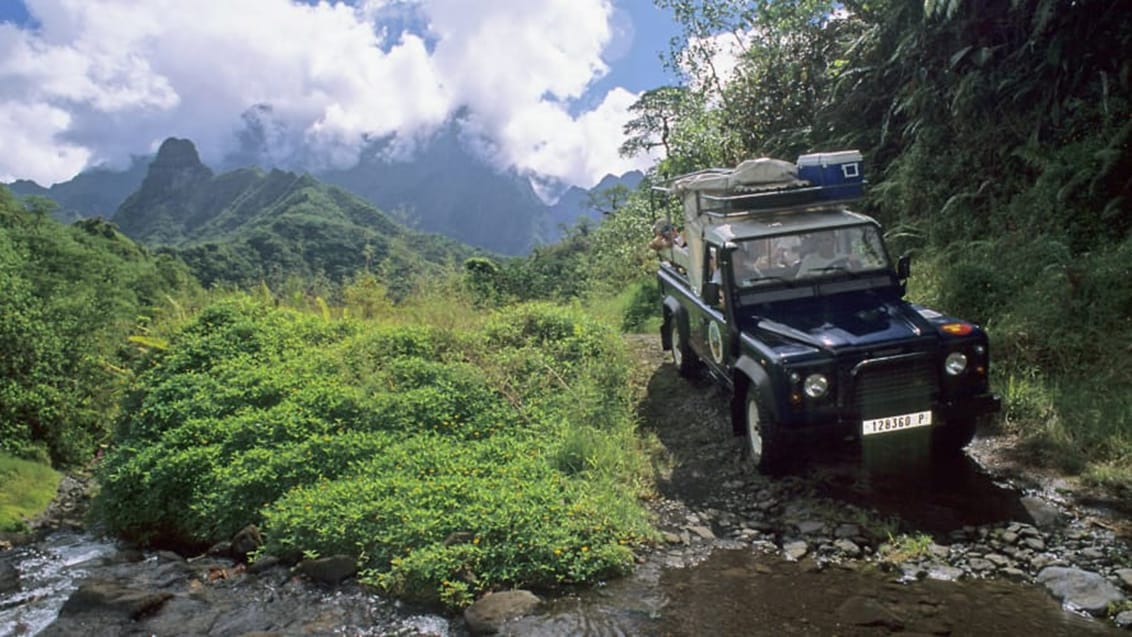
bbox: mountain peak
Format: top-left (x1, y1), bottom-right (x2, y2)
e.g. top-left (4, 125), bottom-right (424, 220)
top-left (152, 138), bottom-right (207, 171)
top-left (139, 137), bottom-right (213, 194)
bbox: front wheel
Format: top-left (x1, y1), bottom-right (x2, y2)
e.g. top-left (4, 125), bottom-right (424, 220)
top-left (745, 389), bottom-right (785, 474)
top-left (669, 317), bottom-right (697, 378)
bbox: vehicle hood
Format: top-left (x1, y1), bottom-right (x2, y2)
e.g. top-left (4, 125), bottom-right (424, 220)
top-left (750, 292), bottom-right (936, 352)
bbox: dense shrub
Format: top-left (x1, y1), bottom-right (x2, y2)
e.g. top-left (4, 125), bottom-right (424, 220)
top-left (95, 295), bottom-right (654, 607)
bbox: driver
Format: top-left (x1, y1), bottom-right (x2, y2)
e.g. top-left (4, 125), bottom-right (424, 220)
top-left (733, 241), bottom-right (770, 283)
top-left (796, 233), bottom-right (844, 277)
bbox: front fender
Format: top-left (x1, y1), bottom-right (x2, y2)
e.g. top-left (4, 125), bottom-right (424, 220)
top-left (731, 355), bottom-right (778, 436)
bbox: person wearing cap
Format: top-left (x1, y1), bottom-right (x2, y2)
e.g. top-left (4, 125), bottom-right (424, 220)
top-left (649, 220), bottom-right (684, 251)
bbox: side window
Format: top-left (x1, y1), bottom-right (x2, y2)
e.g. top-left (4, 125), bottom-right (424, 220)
top-left (706, 245), bottom-right (720, 287)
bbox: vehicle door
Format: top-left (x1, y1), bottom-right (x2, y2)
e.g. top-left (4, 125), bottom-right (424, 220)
top-left (692, 243), bottom-right (732, 376)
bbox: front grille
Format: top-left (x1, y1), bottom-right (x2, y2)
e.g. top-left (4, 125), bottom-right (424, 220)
top-left (849, 354), bottom-right (937, 419)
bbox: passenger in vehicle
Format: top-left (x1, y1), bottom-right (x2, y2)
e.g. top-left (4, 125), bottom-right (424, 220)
top-left (649, 220), bottom-right (684, 251)
top-left (733, 241), bottom-right (770, 283)
top-left (796, 233), bottom-right (846, 277)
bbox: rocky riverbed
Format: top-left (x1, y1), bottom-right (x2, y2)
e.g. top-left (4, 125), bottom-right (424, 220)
top-left (1, 333), bottom-right (1130, 635)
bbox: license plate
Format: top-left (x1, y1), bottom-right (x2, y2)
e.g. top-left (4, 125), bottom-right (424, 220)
top-left (862, 410), bottom-right (932, 436)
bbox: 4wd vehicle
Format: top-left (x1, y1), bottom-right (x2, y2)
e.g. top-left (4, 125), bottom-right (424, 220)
top-left (655, 152), bottom-right (1001, 473)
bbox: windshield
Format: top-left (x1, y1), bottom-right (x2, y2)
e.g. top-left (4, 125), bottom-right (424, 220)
top-left (730, 224), bottom-right (891, 287)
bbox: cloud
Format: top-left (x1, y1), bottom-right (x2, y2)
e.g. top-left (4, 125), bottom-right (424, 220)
top-left (0, 0), bottom-right (654, 188)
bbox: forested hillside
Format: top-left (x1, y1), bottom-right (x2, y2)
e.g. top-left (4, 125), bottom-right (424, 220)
top-left (0, 188), bottom-right (198, 466)
top-left (112, 138), bottom-right (477, 294)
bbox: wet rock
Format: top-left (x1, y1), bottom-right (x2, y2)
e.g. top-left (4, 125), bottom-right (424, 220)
top-left (1000, 567), bottom-right (1028, 581)
top-left (59, 579), bottom-right (173, 619)
top-left (662, 531), bottom-right (682, 544)
top-left (688, 525), bottom-right (715, 540)
top-left (967, 557), bottom-right (995, 573)
top-left (834, 523), bottom-right (860, 539)
top-left (1115, 568), bottom-right (1132, 589)
top-left (833, 539), bottom-right (861, 558)
top-left (0, 557), bottom-right (20, 594)
top-left (230, 524), bottom-right (263, 561)
top-left (985, 553), bottom-right (1012, 568)
top-left (836, 595), bottom-right (905, 630)
top-left (927, 565), bottom-right (964, 582)
top-left (295, 555), bottom-right (357, 585)
top-left (1114, 610), bottom-right (1132, 630)
top-left (1020, 496), bottom-right (1064, 530)
top-left (464, 589), bottom-right (541, 635)
top-left (246, 554), bottom-right (282, 575)
top-left (783, 540), bottom-right (808, 561)
top-left (796, 520), bottom-right (825, 535)
top-left (900, 563), bottom-right (926, 581)
top-left (1036, 566), bottom-right (1126, 616)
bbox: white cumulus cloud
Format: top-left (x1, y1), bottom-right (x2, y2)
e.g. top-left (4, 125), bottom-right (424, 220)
top-left (0, 0), bottom-right (654, 189)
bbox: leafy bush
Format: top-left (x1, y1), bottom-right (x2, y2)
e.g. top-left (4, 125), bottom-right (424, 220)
top-left (95, 295), bottom-right (655, 606)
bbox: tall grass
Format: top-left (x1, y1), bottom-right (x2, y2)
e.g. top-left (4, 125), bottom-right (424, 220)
top-left (0, 453), bottom-right (61, 532)
top-left (905, 240), bottom-right (1132, 491)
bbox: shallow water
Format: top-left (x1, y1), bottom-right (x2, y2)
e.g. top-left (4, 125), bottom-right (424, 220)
top-left (0, 532), bottom-right (117, 636)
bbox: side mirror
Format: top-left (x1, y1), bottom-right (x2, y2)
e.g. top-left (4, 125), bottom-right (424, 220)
top-left (702, 281), bottom-right (721, 307)
top-left (896, 254), bottom-right (911, 280)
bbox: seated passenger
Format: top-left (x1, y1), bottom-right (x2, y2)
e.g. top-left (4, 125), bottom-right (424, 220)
top-left (649, 220), bottom-right (684, 252)
top-left (733, 242), bottom-right (769, 283)
top-left (796, 233), bottom-right (846, 277)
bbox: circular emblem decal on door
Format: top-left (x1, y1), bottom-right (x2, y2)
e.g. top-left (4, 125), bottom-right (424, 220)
top-left (708, 321), bottom-right (723, 364)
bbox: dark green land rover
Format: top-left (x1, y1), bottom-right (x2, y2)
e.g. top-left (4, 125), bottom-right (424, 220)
top-left (655, 153), bottom-right (1001, 472)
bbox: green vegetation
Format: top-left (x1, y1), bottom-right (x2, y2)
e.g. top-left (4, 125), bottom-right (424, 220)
top-left (94, 294), bottom-right (655, 607)
top-left (0, 452), bottom-right (62, 532)
top-left (878, 532), bottom-right (936, 564)
top-left (0, 187), bottom-right (198, 466)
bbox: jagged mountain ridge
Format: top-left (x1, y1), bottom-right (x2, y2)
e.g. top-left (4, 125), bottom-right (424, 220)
top-left (5, 135), bottom-right (644, 255)
top-left (110, 138), bottom-right (471, 290)
top-left (6, 156), bottom-right (150, 224)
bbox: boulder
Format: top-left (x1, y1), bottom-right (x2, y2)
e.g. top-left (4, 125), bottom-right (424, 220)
top-left (0, 558), bottom-right (20, 594)
top-left (230, 524), bottom-right (264, 561)
top-left (1036, 566), bottom-right (1126, 616)
top-left (59, 579), bottom-right (173, 619)
top-left (464, 590), bottom-right (541, 635)
top-left (295, 555), bottom-right (357, 585)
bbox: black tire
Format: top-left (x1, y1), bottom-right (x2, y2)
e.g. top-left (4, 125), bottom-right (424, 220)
top-left (744, 389), bottom-right (785, 474)
top-left (669, 317), bottom-right (697, 378)
top-left (932, 418), bottom-right (977, 456)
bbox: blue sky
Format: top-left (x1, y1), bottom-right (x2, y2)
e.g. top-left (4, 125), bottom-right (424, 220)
top-left (0, 0), bottom-right (682, 189)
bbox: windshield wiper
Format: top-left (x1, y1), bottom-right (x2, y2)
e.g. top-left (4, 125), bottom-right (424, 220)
top-left (740, 275), bottom-right (795, 287)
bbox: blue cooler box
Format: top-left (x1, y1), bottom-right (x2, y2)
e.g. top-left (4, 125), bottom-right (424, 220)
top-left (797, 150), bottom-right (864, 200)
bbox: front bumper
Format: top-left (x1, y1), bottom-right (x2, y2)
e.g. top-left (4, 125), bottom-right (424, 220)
top-left (939, 392), bottom-right (1001, 420)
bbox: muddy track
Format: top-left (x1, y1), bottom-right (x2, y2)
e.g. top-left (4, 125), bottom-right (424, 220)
top-left (609, 333), bottom-right (1132, 635)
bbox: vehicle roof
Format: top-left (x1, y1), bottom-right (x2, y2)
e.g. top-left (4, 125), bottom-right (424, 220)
top-left (703, 206), bottom-right (878, 245)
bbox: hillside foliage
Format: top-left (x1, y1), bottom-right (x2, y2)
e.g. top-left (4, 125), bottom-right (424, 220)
top-left (94, 294), bottom-right (655, 607)
top-left (0, 188), bottom-right (198, 466)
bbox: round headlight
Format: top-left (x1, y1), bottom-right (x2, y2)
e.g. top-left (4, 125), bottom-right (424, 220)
top-left (803, 373), bottom-right (829, 398)
top-left (945, 352), bottom-right (968, 376)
